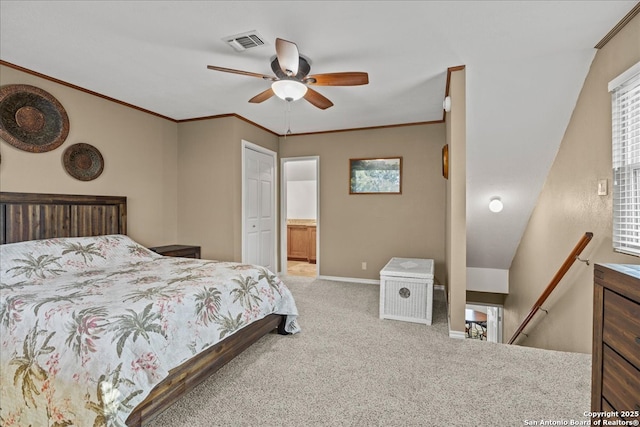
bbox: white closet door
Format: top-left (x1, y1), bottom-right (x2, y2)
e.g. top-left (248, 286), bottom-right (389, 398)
top-left (244, 146), bottom-right (275, 272)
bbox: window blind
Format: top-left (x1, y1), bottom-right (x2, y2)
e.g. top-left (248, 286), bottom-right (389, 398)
top-left (610, 62), bottom-right (640, 257)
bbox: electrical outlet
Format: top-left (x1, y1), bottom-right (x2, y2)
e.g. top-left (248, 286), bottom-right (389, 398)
top-left (361, 262), bottom-right (367, 270)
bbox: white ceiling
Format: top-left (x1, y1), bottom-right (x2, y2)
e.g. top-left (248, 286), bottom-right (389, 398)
top-left (1, 1), bottom-right (636, 271)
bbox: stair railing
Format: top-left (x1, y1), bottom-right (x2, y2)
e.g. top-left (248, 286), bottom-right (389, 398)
top-left (507, 232), bottom-right (594, 345)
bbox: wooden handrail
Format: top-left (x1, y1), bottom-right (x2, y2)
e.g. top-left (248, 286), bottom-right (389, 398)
top-left (508, 232), bottom-right (594, 345)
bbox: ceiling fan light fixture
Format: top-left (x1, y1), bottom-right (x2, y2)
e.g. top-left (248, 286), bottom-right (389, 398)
top-left (272, 80), bottom-right (307, 101)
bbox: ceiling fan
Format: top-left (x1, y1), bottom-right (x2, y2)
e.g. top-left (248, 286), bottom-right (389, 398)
top-left (207, 38), bottom-right (369, 110)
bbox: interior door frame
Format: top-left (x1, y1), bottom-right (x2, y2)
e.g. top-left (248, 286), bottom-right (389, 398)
top-left (241, 140), bottom-right (277, 271)
top-left (485, 305), bottom-right (503, 343)
top-left (280, 156), bottom-right (320, 276)
top-left (465, 303), bottom-right (504, 343)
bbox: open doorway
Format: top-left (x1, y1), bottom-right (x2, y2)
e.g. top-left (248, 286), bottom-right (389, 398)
top-left (281, 157), bottom-right (319, 277)
top-left (465, 303), bottom-right (503, 343)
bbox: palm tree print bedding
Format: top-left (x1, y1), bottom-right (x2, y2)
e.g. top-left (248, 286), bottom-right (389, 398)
top-left (0, 235), bottom-right (299, 426)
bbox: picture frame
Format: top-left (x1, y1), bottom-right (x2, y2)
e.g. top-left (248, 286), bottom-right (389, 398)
top-left (349, 157), bottom-right (402, 194)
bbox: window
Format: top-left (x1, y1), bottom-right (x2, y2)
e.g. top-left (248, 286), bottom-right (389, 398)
top-left (610, 61), bottom-right (640, 257)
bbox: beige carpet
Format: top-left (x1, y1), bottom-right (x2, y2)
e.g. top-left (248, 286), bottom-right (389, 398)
top-left (151, 276), bottom-right (592, 427)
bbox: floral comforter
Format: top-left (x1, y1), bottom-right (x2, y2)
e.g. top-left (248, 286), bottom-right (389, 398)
top-left (0, 235), bottom-right (299, 427)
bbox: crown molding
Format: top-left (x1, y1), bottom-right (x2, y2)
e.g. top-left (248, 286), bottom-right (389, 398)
top-left (0, 60), bottom-right (176, 122)
top-left (1, 60), bottom-right (446, 137)
top-left (594, 2), bottom-right (640, 49)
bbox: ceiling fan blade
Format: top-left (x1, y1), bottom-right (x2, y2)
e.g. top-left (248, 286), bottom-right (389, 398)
top-left (249, 88), bottom-right (275, 104)
top-left (304, 88), bottom-right (334, 110)
top-left (207, 65), bottom-right (275, 81)
top-left (305, 72), bottom-right (369, 86)
top-left (275, 38), bottom-right (299, 77)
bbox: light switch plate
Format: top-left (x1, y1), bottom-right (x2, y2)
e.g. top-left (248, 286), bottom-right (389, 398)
top-left (598, 179), bottom-right (608, 196)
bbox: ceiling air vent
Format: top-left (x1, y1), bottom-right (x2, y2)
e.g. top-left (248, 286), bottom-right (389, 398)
top-left (224, 31), bottom-right (266, 52)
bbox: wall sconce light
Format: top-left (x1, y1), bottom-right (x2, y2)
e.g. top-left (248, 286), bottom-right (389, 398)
top-left (443, 96), bottom-right (451, 112)
top-left (489, 197), bottom-right (503, 213)
top-left (272, 80), bottom-right (307, 102)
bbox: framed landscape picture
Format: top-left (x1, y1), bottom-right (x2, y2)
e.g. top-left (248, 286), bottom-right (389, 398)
top-left (349, 157), bottom-right (402, 194)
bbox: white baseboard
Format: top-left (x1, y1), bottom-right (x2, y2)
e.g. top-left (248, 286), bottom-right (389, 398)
top-left (437, 283), bottom-right (465, 340)
top-left (449, 330), bottom-right (467, 340)
top-left (317, 275), bottom-right (380, 285)
top-left (308, 277), bottom-right (447, 288)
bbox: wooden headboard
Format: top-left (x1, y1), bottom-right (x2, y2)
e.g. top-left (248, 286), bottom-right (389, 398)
top-left (0, 192), bottom-right (127, 244)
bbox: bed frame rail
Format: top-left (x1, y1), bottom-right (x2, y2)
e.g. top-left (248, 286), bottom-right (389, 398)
top-left (126, 314), bottom-right (286, 426)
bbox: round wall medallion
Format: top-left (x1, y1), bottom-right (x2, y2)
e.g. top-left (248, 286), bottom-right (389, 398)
top-left (0, 84), bottom-right (70, 152)
top-left (399, 287), bottom-right (411, 299)
top-left (442, 144), bottom-right (449, 179)
top-left (63, 143), bottom-right (104, 181)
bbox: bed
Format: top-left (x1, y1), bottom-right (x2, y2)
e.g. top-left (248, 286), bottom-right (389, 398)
top-left (0, 192), bottom-right (300, 427)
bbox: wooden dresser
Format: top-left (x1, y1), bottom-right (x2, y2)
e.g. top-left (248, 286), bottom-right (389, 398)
top-left (591, 264), bottom-right (640, 422)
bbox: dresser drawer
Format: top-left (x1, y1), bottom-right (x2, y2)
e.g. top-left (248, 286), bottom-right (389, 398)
top-left (602, 345), bottom-right (640, 415)
top-left (603, 289), bottom-right (640, 369)
top-left (601, 398), bottom-right (617, 415)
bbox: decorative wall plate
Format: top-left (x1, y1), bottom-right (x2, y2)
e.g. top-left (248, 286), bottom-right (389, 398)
top-left (0, 84), bottom-right (70, 152)
top-left (442, 144), bottom-right (449, 179)
top-left (63, 143), bottom-right (104, 181)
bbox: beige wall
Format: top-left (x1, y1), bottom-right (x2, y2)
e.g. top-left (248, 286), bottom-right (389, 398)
top-left (279, 124), bottom-right (446, 282)
top-left (445, 68), bottom-right (467, 335)
top-left (505, 14), bottom-right (640, 353)
top-left (176, 116), bottom-right (278, 261)
top-left (1, 63), bottom-right (444, 278)
top-left (0, 65), bottom-right (179, 246)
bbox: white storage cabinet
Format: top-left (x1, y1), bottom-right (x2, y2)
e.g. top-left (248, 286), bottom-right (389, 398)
top-left (379, 257), bottom-right (434, 325)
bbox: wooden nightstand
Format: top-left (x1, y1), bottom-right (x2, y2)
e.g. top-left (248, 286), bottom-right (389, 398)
top-left (148, 244), bottom-right (201, 259)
